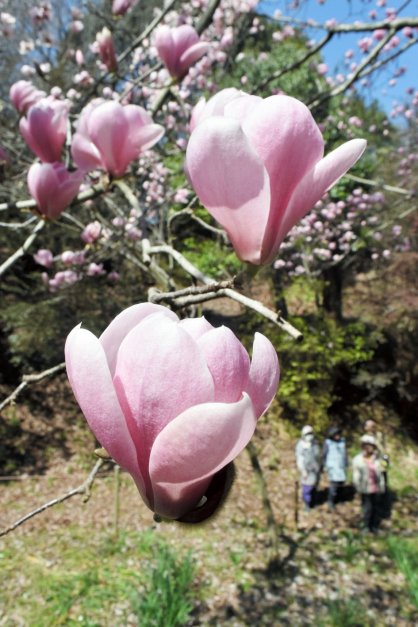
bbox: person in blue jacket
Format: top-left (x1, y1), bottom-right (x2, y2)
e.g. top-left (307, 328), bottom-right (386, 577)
top-left (322, 426), bottom-right (348, 510)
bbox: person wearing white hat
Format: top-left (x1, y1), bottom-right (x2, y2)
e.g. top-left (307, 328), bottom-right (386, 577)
top-left (352, 434), bottom-right (386, 533)
top-left (295, 425), bottom-right (321, 511)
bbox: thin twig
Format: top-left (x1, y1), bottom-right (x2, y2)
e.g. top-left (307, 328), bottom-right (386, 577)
top-left (0, 459), bottom-right (104, 538)
top-left (0, 181), bottom-right (106, 213)
top-left (256, 31), bottom-right (333, 91)
top-left (246, 441), bottom-right (279, 551)
top-left (309, 27), bottom-right (395, 110)
top-left (0, 220), bottom-right (45, 280)
top-left (117, 0), bottom-right (179, 64)
top-left (345, 174), bottom-right (415, 197)
top-left (0, 363), bottom-right (65, 413)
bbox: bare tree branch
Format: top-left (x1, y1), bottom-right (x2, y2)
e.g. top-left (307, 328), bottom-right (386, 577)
top-left (0, 363), bottom-right (66, 413)
top-left (256, 31), bottom-right (333, 91)
top-left (0, 219), bottom-right (45, 279)
top-left (147, 244), bottom-right (303, 340)
top-left (309, 27), bottom-right (396, 110)
top-left (345, 174), bottom-right (416, 197)
top-left (0, 459), bottom-right (104, 538)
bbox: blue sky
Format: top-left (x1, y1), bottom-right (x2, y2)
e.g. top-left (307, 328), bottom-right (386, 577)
top-left (257, 0), bottom-right (418, 117)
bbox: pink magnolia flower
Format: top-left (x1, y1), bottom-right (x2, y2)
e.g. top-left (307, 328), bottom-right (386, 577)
top-left (71, 100), bottom-right (164, 177)
top-left (186, 89), bottom-right (366, 265)
top-left (27, 162), bottom-right (83, 219)
top-left (9, 80), bottom-right (46, 114)
top-left (81, 220), bottom-right (102, 244)
top-left (20, 98), bottom-right (69, 162)
top-left (112, 0), bottom-right (138, 15)
top-left (65, 304), bottom-right (279, 520)
top-left (33, 248), bottom-right (54, 267)
top-left (154, 25), bottom-right (210, 79)
top-left (95, 27), bottom-right (118, 72)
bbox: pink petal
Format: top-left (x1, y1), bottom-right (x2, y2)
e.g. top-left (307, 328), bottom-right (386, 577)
top-left (100, 303), bottom-right (178, 377)
top-left (71, 132), bottom-right (103, 172)
top-left (245, 332), bottom-right (280, 417)
top-left (87, 101), bottom-right (129, 175)
top-left (240, 96), bottom-right (324, 261)
top-left (65, 325), bottom-right (146, 496)
top-left (272, 138), bottom-right (367, 259)
top-left (190, 88), bottom-right (243, 131)
top-left (113, 316), bottom-right (214, 500)
top-left (197, 326), bottom-right (250, 402)
top-left (186, 116), bottom-right (271, 264)
top-left (178, 316), bottom-right (214, 341)
top-left (223, 93), bottom-right (262, 124)
top-left (178, 42), bottom-right (210, 76)
top-left (123, 105), bottom-right (164, 152)
top-left (172, 24), bottom-right (199, 53)
top-left (149, 393), bottom-right (256, 518)
top-left (154, 26), bottom-right (176, 75)
top-left (131, 123), bottom-right (165, 153)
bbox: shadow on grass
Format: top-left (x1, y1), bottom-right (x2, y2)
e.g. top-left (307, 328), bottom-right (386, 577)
top-left (0, 375), bottom-right (89, 476)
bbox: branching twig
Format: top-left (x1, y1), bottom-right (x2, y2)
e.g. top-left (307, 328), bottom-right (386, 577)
top-left (0, 219), bottom-right (45, 280)
top-left (0, 181), bottom-right (106, 213)
top-left (0, 363), bottom-right (66, 413)
top-left (309, 27), bottom-right (396, 110)
top-left (0, 459), bottom-right (104, 538)
top-left (271, 14), bottom-right (418, 34)
top-left (148, 279), bottom-right (235, 305)
top-left (117, 0), bottom-right (179, 64)
top-left (147, 244), bottom-right (303, 340)
top-left (256, 31), bottom-right (333, 91)
top-left (345, 173), bottom-right (416, 197)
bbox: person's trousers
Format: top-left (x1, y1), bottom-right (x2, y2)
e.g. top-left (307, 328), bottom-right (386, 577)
top-left (302, 484), bottom-right (316, 508)
top-left (328, 481), bottom-right (344, 508)
top-left (361, 493), bottom-right (381, 531)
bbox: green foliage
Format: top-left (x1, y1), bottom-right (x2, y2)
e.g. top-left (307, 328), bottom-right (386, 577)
top-left (276, 311), bottom-right (383, 431)
top-left (338, 531), bottom-right (363, 564)
top-left (0, 264), bottom-right (148, 373)
top-left (130, 544), bottom-right (195, 627)
top-left (0, 528), bottom-right (197, 626)
top-left (387, 537), bottom-right (418, 608)
top-left (215, 20), bottom-right (327, 104)
top-left (182, 236), bottom-right (244, 279)
top-left (319, 597), bottom-right (374, 627)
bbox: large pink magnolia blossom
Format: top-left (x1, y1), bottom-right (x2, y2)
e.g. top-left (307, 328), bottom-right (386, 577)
top-left (154, 25), bottom-right (210, 79)
top-left (9, 80), bottom-right (46, 114)
top-left (71, 100), bottom-right (164, 177)
top-left (65, 304), bottom-right (279, 521)
top-left (186, 89), bottom-right (367, 265)
top-left (19, 98), bottom-right (69, 163)
top-left (27, 162), bottom-right (83, 219)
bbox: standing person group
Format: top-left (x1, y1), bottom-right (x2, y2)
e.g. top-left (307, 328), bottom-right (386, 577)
top-left (295, 422), bottom-right (388, 532)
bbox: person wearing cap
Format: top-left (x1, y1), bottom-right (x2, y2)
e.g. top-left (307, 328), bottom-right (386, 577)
top-left (352, 435), bottom-right (385, 533)
top-left (295, 425), bottom-right (321, 511)
top-left (322, 426), bottom-right (348, 510)
top-left (363, 420), bottom-right (389, 490)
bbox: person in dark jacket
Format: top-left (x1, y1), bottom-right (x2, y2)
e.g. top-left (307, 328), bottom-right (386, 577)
top-left (323, 426), bottom-right (348, 510)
